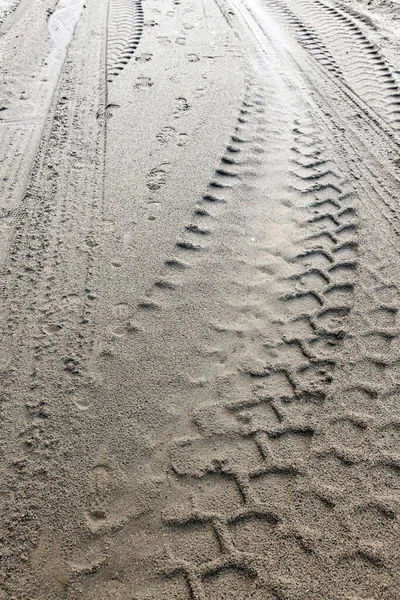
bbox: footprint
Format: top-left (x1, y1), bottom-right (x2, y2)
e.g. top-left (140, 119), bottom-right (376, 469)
top-left (42, 323), bottom-right (63, 335)
top-left (112, 303), bottom-right (132, 319)
top-left (175, 36), bottom-right (186, 45)
top-left (0, 348), bottom-right (12, 372)
top-left (188, 53), bottom-right (200, 62)
top-left (135, 53), bottom-right (153, 63)
top-left (138, 301), bottom-right (160, 311)
top-left (146, 163), bottom-right (171, 191)
top-left (72, 394), bottom-right (91, 411)
top-left (177, 133), bottom-right (188, 146)
top-left (85, 235), bottom-right (99, 248)
top-left (134, 76), bottom-right (153, 90)
top-left (156, 126), bottom-right (176, 144)
top-left (104, 103), bottom-right (120, 119)
top-left (102, 219), bottom-right (116, 233)
top-left (87, 465), bottom-right (111, 531)
top-left (157, 36), bottom-right (171, 45)
top-left (194, 87), bottom-right (207, 98)
top-left (60, 294), bottom-right (82, 311)
top-left (110, 325), bottom-right (129, 337)
top-left (173, 97), bottom-right (189, 117)
top-left (96, 103), bottom-right (120, 121)
top-left (170, 72), bottom-right (185, 84)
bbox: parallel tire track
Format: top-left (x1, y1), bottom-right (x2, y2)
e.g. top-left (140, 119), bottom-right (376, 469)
top-left (0, 0), bottom-right (108, 593)
top-left (262, 0), bottom-right (400, 132)
top-left (149, 119), bottom-right (364, 600)
top-left (59, 1), bottom-right (400, 598)
top-left (82, 98), bottom-right (398, 599)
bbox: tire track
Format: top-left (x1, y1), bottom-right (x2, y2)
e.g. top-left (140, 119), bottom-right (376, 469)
top-left (260, 119), bottom-right (359, 404)
top-left (139, 138), bottom-right (399, 600)
top-left (1, 0), bottom-right (399, 597)
top-left (62, 0), bottom-right (400, 596)
top-left (227, 0), bottom-right (400, 237)
top-left (133, 77), bottom-right (267, 316)
top-left (303, 0), bottom-right (400, 129)
top-left (0, 123), bottom-right (34, 267)
top-left (107, 0), bottom-right (144, 83)
top-left (157, 120), bottom-right (362, 599)
top-left (0, 0), bottom-right (108, 593)
top-left (262, 0), bottom-right (400, 131)
top-left (0, 0), bottom-right (21, 32)
top-left (0, 0), bottom-right (86, 277)
top-left (71, 73), bottom-right (381, 597)
top-left (263, 0), bottom-right (344, 77)
top-left (333, 1), bottom-right (380, 31)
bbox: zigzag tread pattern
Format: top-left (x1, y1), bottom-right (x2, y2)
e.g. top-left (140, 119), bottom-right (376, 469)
top-left (263, 0), bottom-right (400, 131)
top-left (149, 237), bottom-right (400, 599)
top-left (107, 0), bottom-right (144, 83)
top-left (152, 122), bottom-right (365, 600)
top-left (263, 0), bottom-right (344, 77)
top-left (100, 119), bottom-right (400, 600)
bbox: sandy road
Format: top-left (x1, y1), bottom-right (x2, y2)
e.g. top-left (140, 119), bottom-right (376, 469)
top-left (0, 0), bottom-right (399, 598)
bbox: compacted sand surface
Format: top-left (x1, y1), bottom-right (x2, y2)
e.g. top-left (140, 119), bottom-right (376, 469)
top-left (0, 0), bottom-right (400, 598)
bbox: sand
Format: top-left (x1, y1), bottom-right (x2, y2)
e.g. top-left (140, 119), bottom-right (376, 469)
top-left (0, 0), bottom-right (399, 598)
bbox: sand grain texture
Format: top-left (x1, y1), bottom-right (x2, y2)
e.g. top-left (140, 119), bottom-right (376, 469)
top-left (0, 0), bottom-right (399, 598)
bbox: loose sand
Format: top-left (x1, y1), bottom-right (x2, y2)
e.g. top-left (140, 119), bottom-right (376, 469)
top-left (0, 0), bottom-right (399, 598)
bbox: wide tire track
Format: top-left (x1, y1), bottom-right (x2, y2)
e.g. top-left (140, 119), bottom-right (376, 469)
top-left (145, 118), bottom-right (366, 600)
top-left (71, 75), bottom-right (399, 598)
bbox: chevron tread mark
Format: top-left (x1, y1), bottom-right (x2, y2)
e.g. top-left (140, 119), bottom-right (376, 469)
top-left (107, 0), bottom-right (144, 83)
